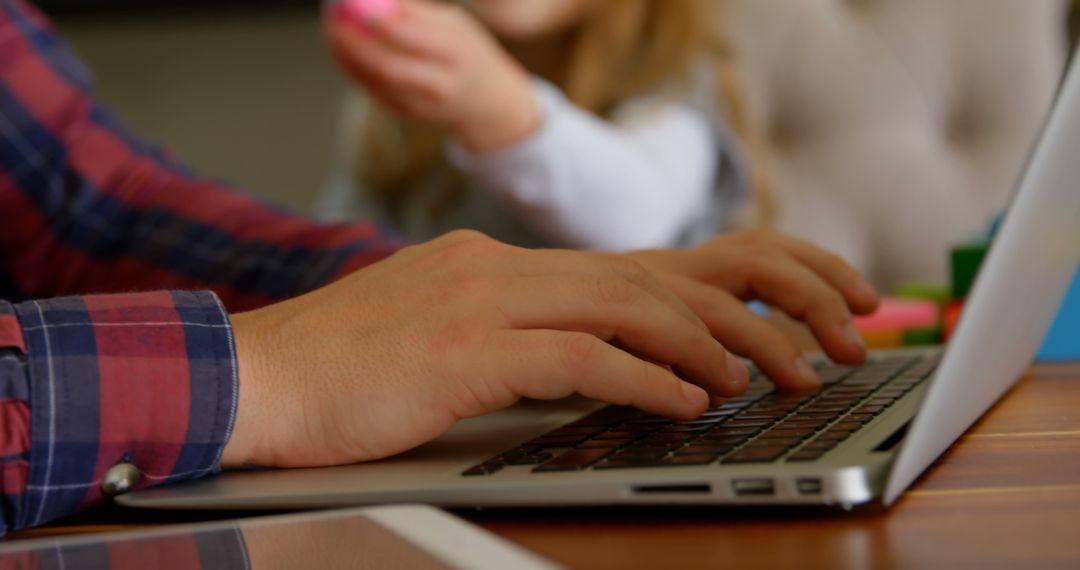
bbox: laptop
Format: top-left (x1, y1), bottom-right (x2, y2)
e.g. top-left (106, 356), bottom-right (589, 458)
top-left (120, 52), bottom-right (1080, 512)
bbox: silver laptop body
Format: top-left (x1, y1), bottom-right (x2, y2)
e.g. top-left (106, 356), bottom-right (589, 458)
top-left (121, 51), bottom-right (1080, 512)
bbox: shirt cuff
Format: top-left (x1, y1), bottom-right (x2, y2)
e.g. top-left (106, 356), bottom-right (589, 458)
top-left (12, 290), bottom-right (238, 529)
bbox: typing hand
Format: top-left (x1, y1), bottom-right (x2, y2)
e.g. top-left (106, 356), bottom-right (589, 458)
top-left (223, 231), bottom-right (747, 469)
top-left (630, 229), bottom-right (880, 391)
top-left (325, 0), bottom-right (539, 153)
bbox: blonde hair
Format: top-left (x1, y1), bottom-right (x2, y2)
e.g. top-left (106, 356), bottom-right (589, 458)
top-left (358, 0), bottom-right (774, 225)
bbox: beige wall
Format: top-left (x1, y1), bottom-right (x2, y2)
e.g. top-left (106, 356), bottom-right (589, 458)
top-left (52, 7), bottom-right (343, 212)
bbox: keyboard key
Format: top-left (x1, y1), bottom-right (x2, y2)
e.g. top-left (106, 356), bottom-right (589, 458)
top-left (724, 419), bottom-right (775, 428)
top-left (790, 412), bottom-right (843, 421)
top-left (641, 432), bottom-right (698, 443)
top-left (722, 446), bottom-right (788, 463)
top-left (679, 443), bottom-right (737, 455)
top-left (624, 416), bottom-right (673, 425)
top-left (815, 431), bottom-right (852, 443)
top-left (696, 433), bottom-right (751, 445)
top-left (776, 419), bottom-right (829, 430)
top-left (662, 454), bottom-right (717, 466)
top-left (567, 406), bottom-right (642, 427)
top-left (595, 458), bottom-right (667, 470)
top-left (875, 388), bottom-right (908, 398)
top-left (578, 439), bottom-right (633, 449)
top-left (842, 377), bottom-right (891, 386)
top-left (787, 449), bottom-right (826, 462)
top-left (801, 440), bottom-right (838, 451)
top-left (504, 452), bottom-right (553, 465)
top-left (607, 449), bottom-right (669, 461)
top-left (595, 431), bottom-right (645, 440)
top-left (747, 437), bottom-right (802, 449)
top-left (608, 423), bottom-right (657, 432)
top-left (524, 437), bottom-right (583, 448)
top-left (625, 441), bottom-right (685, 452)
top-left (533, 448), bottom-right (615, 472)
top-left (659, 424), bottom-right (714, 433)
top-left (462, 463), bottom-right (503, 476)
top-left (828, 386), bottom-right (875, 395)
top-left (829, 421), bottom-right (863, 433)
top-left (763, 427), bottom-right (817, 438)
top-left (801, 404), bottom-right (852, 413)
top-left (545, 426), bottom-right (606, 438)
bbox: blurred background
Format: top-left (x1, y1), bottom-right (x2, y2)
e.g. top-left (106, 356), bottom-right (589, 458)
top-left (38, 0), bottom-right (339, 211)
top-left (35, 0), bottom-right (1080, 215)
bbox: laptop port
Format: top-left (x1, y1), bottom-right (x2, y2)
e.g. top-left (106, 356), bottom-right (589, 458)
top-left (732, 478), bottom-right (775, 496)
top-left (796, 477), bottom-right (823, 495)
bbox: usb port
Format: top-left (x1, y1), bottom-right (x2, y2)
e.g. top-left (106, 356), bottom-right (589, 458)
top-left (796, 477), bottom-right (823, 495)
top-left (732, 478), bottom-right (775, 496)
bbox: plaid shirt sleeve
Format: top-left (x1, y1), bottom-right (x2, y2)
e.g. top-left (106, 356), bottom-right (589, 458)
top-left (0, 292), bottom-right (237, 536)
top-left (0, 0), bottom-right (408, 534)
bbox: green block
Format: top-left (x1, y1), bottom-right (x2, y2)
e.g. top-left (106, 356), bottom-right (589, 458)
top-left (950, 241), bottom-right (989, 299)
top-left (902, 326), bottom-right (942, 346)
top-left (894, 282), bottom-right (951, 306)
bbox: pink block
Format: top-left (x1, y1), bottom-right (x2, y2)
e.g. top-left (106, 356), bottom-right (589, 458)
top-left (853, 297), bottom-right (938, 332)
top-left (338, 0), bottom-right (399, 22)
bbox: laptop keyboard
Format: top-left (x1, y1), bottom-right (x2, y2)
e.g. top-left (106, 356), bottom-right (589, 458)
top-left (462, 353), bottom-right (939, 476)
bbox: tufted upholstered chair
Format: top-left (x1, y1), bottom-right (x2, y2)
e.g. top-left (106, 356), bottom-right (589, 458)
top-left (722, 0), bottom-right (1068, 289)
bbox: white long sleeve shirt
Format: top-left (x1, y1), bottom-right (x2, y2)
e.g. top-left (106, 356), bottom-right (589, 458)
top-left (317, 78), bottom-right (747, 250)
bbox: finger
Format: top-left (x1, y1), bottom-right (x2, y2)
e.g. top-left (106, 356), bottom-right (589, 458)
top-left (366, 3), bottom-right (461, 63)
top-left (735, 251), bottom-right (867, 364)
top-left (761, 233), bottom-right (880, 315)
top-left (507, 249), bottom-right (709, 333)
top-left (495, 274), bottom-right (748, 396)
top-left (483, 330), bottom-right (712, 420)
top-left (659, 274), bottom-right (822, 391)
top-left (328, 20), bottom-right (451, 96)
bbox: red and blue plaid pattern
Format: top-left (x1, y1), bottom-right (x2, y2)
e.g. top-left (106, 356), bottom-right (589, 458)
top-left (0, 0), bottom-right (404, 534)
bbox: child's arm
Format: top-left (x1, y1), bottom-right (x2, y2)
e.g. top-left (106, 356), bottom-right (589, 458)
top-left (327, 0), bottom-right (733, 250)
top-left (447, 80), bottom-right (729, 250)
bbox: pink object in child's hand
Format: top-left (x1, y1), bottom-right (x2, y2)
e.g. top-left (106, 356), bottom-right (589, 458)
top-left (336, 0), bottom-right (399, 24)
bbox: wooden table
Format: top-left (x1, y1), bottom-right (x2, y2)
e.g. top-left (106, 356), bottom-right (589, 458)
top-left (7, 365), bottom-right (1080, 569)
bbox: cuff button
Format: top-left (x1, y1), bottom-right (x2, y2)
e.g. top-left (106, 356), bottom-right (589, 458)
top-left (101, 462), bottom-right (142, 496)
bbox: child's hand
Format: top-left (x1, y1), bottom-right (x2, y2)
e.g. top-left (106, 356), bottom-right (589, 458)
top-left (326, 0), bottom-right (540, 153)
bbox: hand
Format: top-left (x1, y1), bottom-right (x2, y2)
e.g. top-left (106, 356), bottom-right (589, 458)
top-left (223, 230), bottom-right (747, 469)
top-left (325, 0), bottom-right (539, 152)
top-left (630, 229), bottom-right (880, 390)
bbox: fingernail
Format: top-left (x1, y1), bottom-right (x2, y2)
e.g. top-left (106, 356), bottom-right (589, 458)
top-left (845, 322), bottom-right (866, 350)
top-left (794, 357), bottom-right (820, 389)
top-left (680, 382), bottom-right (708, 408)
top-left (726, 353), bottom-right (749, 391)
top-left (855, 278), bottom-right (879, 303)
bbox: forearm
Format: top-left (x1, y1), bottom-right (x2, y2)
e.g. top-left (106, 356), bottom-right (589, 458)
top-left (447, 81), bottom-right (724, 251)
top-left (0, 292), bottom-right (237, 535)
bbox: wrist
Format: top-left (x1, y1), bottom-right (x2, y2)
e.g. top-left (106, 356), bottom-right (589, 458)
top-left (220, 310), bottom-right (275, 468)
top-left (454, 69), bottom-right (540, 153)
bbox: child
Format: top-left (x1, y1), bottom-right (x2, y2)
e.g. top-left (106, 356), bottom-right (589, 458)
top-left (319, 0), bottom-right (761, 250)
